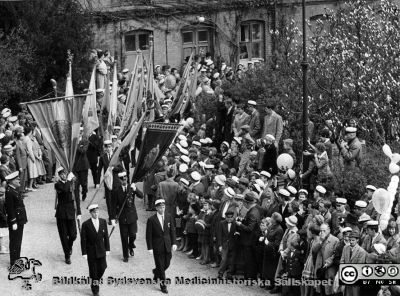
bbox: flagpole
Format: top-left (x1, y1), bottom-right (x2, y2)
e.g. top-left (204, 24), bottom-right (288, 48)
top-left (20, 93), bottom-right (89, 105)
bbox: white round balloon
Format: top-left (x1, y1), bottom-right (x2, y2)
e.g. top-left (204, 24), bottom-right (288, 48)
top-left (392, 153), bottom-right (400, 164)
top-left (277, 153), bottom-right (294, 170)
top-left (383, 144), bottom-right (393, 158)
top-left (389, 162), bottom-right (400, 174)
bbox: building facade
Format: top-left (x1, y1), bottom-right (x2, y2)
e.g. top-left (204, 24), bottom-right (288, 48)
top-left (83, 0), bottom-right (377, 70)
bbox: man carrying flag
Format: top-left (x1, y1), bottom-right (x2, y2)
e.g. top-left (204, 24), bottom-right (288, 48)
top-left (54, 167), bottom-right (81, 265)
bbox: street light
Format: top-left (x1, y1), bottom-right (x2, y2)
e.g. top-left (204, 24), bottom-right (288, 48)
top-left (302, 0), bottom-right (309, 152)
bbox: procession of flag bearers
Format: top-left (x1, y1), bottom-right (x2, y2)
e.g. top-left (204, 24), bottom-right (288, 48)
top-left (0, 50), bottom-right (399, 296)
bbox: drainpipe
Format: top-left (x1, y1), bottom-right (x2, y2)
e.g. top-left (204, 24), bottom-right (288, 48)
top-left (165, 17), bottom-right (169, 65)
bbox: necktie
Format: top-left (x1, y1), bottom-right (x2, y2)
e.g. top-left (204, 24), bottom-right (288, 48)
top-left (349, 247), bottom-right (353, 260)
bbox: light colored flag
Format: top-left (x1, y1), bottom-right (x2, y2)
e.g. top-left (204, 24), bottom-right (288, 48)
top-left (82, 66), bottom-right (99, 138)
top-left (109, 62), bottom-right (118, 127)
top-left (65, 59), bottom-right (74, 98)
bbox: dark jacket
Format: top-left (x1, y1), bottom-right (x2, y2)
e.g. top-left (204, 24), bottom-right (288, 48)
top-left (87, 133), bottom-right (102, 164)
top-left (73, 139), bottom-right (90, 172)
top-left (98, 152), bottom-right (111, 176)
top-left (80, 218), bottom-right (110, 259)
top-left (55, 180), bottom-right (81, 219)
top-left (146, 213), bottom-right (176, 254)
top-left (281, 249), bottom-right (304, 279)
top-left (238, 205), bottom-right (261, 246)
top-left (5, 184), bottom-right (27, 225)
top-left (15, 139), bottom-right (28, 170)
top-left (217, 220), bottom-right (237, 250)
top-left (262, 144), bottom-right (278, 176)
top-left (111, 185), bottom-right (143, 224)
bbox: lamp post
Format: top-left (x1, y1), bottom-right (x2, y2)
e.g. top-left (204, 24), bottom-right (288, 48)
top-left (301, 0), bottom-right (309, 152)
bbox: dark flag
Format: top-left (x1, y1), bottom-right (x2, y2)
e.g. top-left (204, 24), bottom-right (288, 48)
top-left (131, 122), bottom-right (181, 182)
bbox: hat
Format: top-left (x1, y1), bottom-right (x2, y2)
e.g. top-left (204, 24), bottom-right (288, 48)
top-left (373, 243), bottom-right (387, 255)
top-left (213, 72), bottom-right (220, 79)
top-left (200, 68), bottom-right (207, 72)
top-left (366, 220), bottom-right (379, 226)
top-left (180, 178), bottom-right (189, 186)
top-left (348, 230), bottom-right (360, 239)
top-left (2, 110), bottom-right (11, 118)
top-left (265, 134), bottom-right (275, 141)
top-left (192, 141), bottom-right (201, 147)
top-left (88, 204), bottom-right (99, 212)
top-left (122, 68), bottom-right (129, 73)
top-left (315, 185), bottom-right (326, 195)
top-left (255, 179), bottom-right (265, 189)
top-left (341, 227), bottom-right (353, 234)
top-left (248, 100), bottom-right (257, 106)
top-left (244, 192), bottom-right (256, 203)
top-left (221, 141), bottom-right (230, 148)
top-left (366, 185), bottom-right (377, 191)
top-left (104, 139), bottom-right (112, 146)
top-left (345, 127), bottom-right (357, 133)
top-left (178, 146), bottom-right (189, 155)
top-left (195, 220), bottom-right (206, 230)
top-left (179, 163), bottom-right (188, 173)
top-left (155, 199), bottom-right (166, 206)
top-left (0, 133), bottom-right (5, 140)
top-left (234, 194), bottom-right (244, 201)
top-left (298, 189), bottom-right (308, 195)
top-left (190, 171), bottom-right (201, 181)
top-left (336, 197), bottom-right (347, 205)
top-left (287, 186), bottom-right (297, 195)
top-left (225, 210), bottom-right (235, 217)
top-left (1, 108), bottom-right (10, 115)
top-left (5, 171), bottom-right (19, 181)
top-left (56, 167), bottom-right (65, 174)
top-left (260, 171), bottom-right (271, 179)
top-left (239, 177), bottom-right (249, 185)
top-left (240, 125), bottom-right (250, 132)
top-left (355, 200), bottom-right (367, 208)
top-left (111, 135), bottom-right (117, 139)
top-left (279, 188), bottom-right (290, 197)
top-left (113, 126), bottom-right (121, 130)
top-left (231, 176), bottom-right (239, 184)
top-left (8, 116), bottom-right (17, 122)
top-left (233, 137), bottom-right (242, 144)
top-left (224, 187), bottom-right (236, 198)
top-left (205, 137), bottom-right (213, 144)
top-left (198, 161), bottom-right (205, 168)
top-left (358, 213), bottom-right (371, 223)
top-left (180, 140), bottom-right (188, 148)
top-left (285, 215), bottom-right (298, 227)
top-left (199, 138), bottom-right (207, 145)
top-left (164, 98), bottom-right (172, 104)
top-left (118, 171), bottom-right (127, 178)
top-left (96, 89), bottom-right (105, 93)
top-left (252, 184), bottom-right (262, 194)
top-left (3, 144), bottom-right (13, 151)
top-left (204, 164), bottom-right (214, 170)
top-left (161, 104), bottom-right (169, 109)
top-left (180, 155), bottom-right (190, 164)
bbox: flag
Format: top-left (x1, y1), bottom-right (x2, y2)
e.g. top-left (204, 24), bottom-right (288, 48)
top-left (109, 62), bottom-right (118, 127)
top-left (104, 113), bottom-right (146, 189)
top-left (82, 66), bottom-right (99, 138)
top-left (65, 60), bottom-right (74, 98)
top-left (181, 62), bottom-right (199, 117)
top-left (131, 122), bottom-right (182, 182)
top-left (26, 96), bottom-right (85, 172)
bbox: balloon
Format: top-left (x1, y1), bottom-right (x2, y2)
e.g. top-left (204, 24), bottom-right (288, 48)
top-left (383, 144), bottom-right (393, 158)
top-left (372, 188), bottom-right (391, 214)
top-left (392, 175), bottom-right (400, 183)
top-left (380, 220), bottom-right (389, 231)
top-left (389, 162), bottom-right (400, 174)
top-left (276, 153), bottom-right (294, 170)
top-left (381, 213), bottom-right (391, 221)
top-left (392, 153), bottom-right (400, 164)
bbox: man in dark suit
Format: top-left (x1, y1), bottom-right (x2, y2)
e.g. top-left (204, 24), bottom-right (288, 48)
top-left (15, 132), bottom-right (28, 193)
top-left (236, 192), bottom-right (261, 280)
top-left (111, 172), bottom-right (143, 262)
top-left (81, 204), bottom-right (110, 296)
top-left (87, 130), bottom-right (101, 188)
top-left (157, 168), bottom-right (178, 217)
top-left (0, 155), bottom-right (12, 185)
top-left (223, 97), bottom-right (235, 143)
top-left (55, 167), bottom-right (81, 264)
top-left (73, 128), bottom-right (90, 201)
top-left (146, 199), bottom-right (177, 294)
top-left (4, 171), bottom-right (27, 267)
top-left (217, 210), bottom-right (236, 279)
top-left (98, 139), bottom-right (113, 222)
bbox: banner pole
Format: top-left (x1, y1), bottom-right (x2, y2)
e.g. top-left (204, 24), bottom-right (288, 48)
top-left (86, 179), bottom-right (105, 209)
top-left (20, 93), bottom-right (89, 105)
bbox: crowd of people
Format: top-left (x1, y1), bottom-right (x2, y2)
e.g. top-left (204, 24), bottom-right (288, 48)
top-left (0, 49), bottom-right (399, 296)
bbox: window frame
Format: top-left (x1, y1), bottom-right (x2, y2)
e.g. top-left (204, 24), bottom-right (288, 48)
top-left (125, 29), bottom-right (152, 52)
top-left (239, 20), bottom-right (265, 61)
top-left (181, 25), bottom-right (213, 57)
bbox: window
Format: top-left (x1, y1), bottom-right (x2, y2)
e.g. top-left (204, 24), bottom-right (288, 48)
top-left (239, 21), bottom-right (265, 60)
top-left (125, 30), bottom-right (152, 52)
top-left (182, 26), bottom-right (213, 58)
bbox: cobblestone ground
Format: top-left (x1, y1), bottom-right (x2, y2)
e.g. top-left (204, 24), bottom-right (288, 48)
top-left (0, 175), bottom-right (269, 296)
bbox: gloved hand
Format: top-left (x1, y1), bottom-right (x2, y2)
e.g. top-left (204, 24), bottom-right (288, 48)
top-left (83, 255), bottom-right (87, 260)
top-left (111, 220), bottom-right (116, 227)
top-left (12, 224), bottom-right (17, 231)
top-left (67, 172), bottom-right (75, 181)
top-left (106, 251), bottom-right (110, 256)
top-left (172, 245), bottom-right (177, 252)
top-left (131, 183), bottom-right (137, 191)
top-left (77, 215), bottom-right (81, 220)
top-left (148, 249), bottom-right (153, 255)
